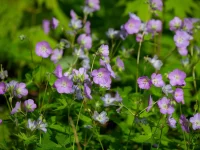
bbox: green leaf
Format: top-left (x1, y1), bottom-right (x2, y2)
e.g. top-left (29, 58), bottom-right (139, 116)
top-left (132, 134), bottom-right (151, 143)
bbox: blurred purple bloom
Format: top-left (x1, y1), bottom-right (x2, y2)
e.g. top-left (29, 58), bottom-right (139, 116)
top-left (42, 20), bottom-right (50, 34)
top-left (92, 111), bottom-right (109, 125)
top-left (105, 64), bottom-right (115, 78)
top-left (168, 115), bottom-right (176, 128)
top-left (6, 80), bottom-right (18, 95)
top-left (174, 88), bottom-right (184, 104)
top-left (0, 119), bottom-right (2, 124)
top-left (137, 76), bottom-right (152, 90)
top-left (147, 19), bottom-right (162, 33)
top-left (179, 115), bottom-right (190, 133)
top-left (149, 0), bottom-right (163, 11)
top-left (106, 28), bottom-right (119, 39)
top-left (37, 117), bottom-right (48, 133)
top-left (74, 87), bottom-right (83, 100)
top-left (115, 92), bottom-right (122, 102)
top-left (99, 44), bottom-right (109, 57)
top-left (70, 10), bottom-right (78, 20)
top-left (147, 95), bottom-right (153, 112)
top-left (27, 119), bottom-right (37, 131)
top-left (136, 33), bottom-right (143, 42)
top-left (0, 82), bottom-right (6, 94)
top-left (77, 34), bottom-right (92, 49)
top-left (84, 83), bottom-right (92, 99)
top-left (69, 19), bottom-right (82, 30)
top-left (178, 47), bottom-right (188, 56)
top-left (116, 57), bottom-right (124, 70)
top-left (183, 18), bottom-right (193, 32)
top-left (169, 17), bottom-right (182, 31)
top-left (54, 65), bottom-right (63, 78)
top-left (190, 113), bottom-right (200, 130)
top-left (51, 17), bottom-right (59, 29)
top-left (124, 17), bottom-right (141, 34)
top-left (35, 41), bottom-right (52, 58)
top-left (51, 49), bottom-right (63, 64)
top-left (101, 93), bottom-right (116, 107)
top-left (118, 25), bottom-right (128, 40)
top-left (85, 21), bottom-right (91, 34)
top-left (24, 99), bottom-right (37, 112)
top-left (157, 97), bottom-right (174, 114)
top-left (174, 30), bottom-right (191, 48)
top-left (85, 0), bottom-right (100, 12)
top-left (73, 67), bottom-right (89, 82)
top-left (11, 102), bottom-right (21, 114)
top-left (82, 58), bottom-right (90, 70)
top-left (168, 69), bottom-right (186, 86)
top-left (14, 83), bottom-right (28, 98)
top-left (151, 73), bottom-right (165, 87)
top-left (162, 84), bottom-right (173, 96)
top-left (100, 56), bottom-right (110, 66)
top-left (147, 55), bottom-right (163, 70)
top-left (54, 77), bottom-right (74, 94)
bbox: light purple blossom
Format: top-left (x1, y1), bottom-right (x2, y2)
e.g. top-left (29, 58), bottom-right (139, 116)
top-left (101, 93), bottom-right (116, 107)
top-left (24, 99), bottom-right (37, 112)
top-left (0, 82), bottom-right (6, 94)
top-left (178, 47), bottom-right (188, 56)
top-left (174, 88), bottom-right (184, 104)
top-left (115, 92), bottom-right (122, 102)
top-left (51, 49), bottom-right (63, 64)
top-left (69, 19), bottom-right (82, 30)
top-left (147, 55), bottom-right (163, 70)
top-left (157, 97), bottom-right (174, 114)
top-left (92, 111), bottom-right (109, 125)
top-left (82, 58), bottom-right (90, 70)
top-left (168, 115), bottom-right (176, 128)
top-left (118, 25), bottom-right (128, 40)
top-left (190, 113), bottom-right (200, 130)
top-left (51, 17), bottom-right (59, 29)
top-left (73, 67), bottom-right (89, 82)
top-left (77, 34), bottom-right (92, 49)
top-left (0, 119), bottom-right (2, 124)
top-left (14, 83), bottom-right (28, 98)
top-left (37, 117), bottom-right (48, 133)
top-left (85, 21), bottom-right (91, 34)
top-left (104, 64), bottom-right (115, 78)
top-left (162, 84), bottom-right (173, 96)
top-left (169, 17), bottom-right (182, 31)
top-left (42, 20), bottom-right (50, 34)
top-left (137, 76), bottom-right (152, 90)
top-left (54, 77), bottom-right (74, 94)
top-left (183, 18), bottom-right (194, 32)
top-left (124, 17), bottom-right (141, 34)
top-left (85, 0), bottom-right (100, 12)
top-left (116, 57), bottom-right (124, 70)
top-left (27, 119), bottom-right (37, 131)
top-left (99, 44), bottom-right (109, 57)
top-left (174, 30), bottom-right (191, 48)
top-left (35, 41), bottom-right (52, 58)
top-left (151, 73), bottom-right (165, 87)
top-left (70, 10), bottom-right (78, 20)
top-left (54, 65), bottom-right (63, 78)
top-left (106, 28), bottom-right (119, 39)
top-left (168, 69), bottom-right (186, 86)
top-left (100, 56), bottom-right (110, 66)
top-left (147, 95), bottom-right (153, 112)
top-left (179, 115), bottom-right (190, 133)
top-left (149, 0), bottom-right (163, 11)
top-left (136, 33), bottom-right (143, 42)
top-left (11, 102), bottom-right (21, 114)
top-left (6, 80), bottom-right (18, 95)
top-left (84, 83), bottom-right (92, 99)
top-left (147, 19), bottom-right (162, 34)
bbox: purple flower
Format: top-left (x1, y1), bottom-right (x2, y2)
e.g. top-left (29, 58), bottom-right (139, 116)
top-left (99, 44), bottom-right (109, 57)
top-left (101, 93), bottom-right (116, 107)
top-left (14, 83), bottom-right (28, 98)
top-left (27, 119), bottom-right (37, 131)
top-left (136, 33), bottom-right (143, 42)
top-left (147, 95), bottom-right (153, 112)
top-left (11, 102), bottom-right (21, 114)
top-left (147, 19), bottom-right (162, 34)
top-left (147, 55), bottom-right (163, 70)
top-left (85, 0), bottom-right (100, 12)
top-left (119, 25), bottom-right (128, 40)
top-left (137, 76), bottom-right (152, 90)
top-left (174, 30), bottom-right (191, 48)
top-left (157, 97), bottom-right (174, 114)
top-left (35, 41), bottom-right (52, 58)
top-left (91, 68), bottom-right (111, 89)
top-left (69, 19), bottom-right (82, 30)
top-left (169, 17), bottom-right (182, 31)
top-left (37, 117), bottom-right (48, 133)
top-left (116, 57), bottom-right (124, 70)
top-left (115, 92), bottom-right (122, 102)
top-left (162, 84), bottom-right (173, 96)
top-left (42, 20), bottom-right (50, 34)
top-left (54, 65), bottom-right (63, 78)
top-left (0, 119), bottom-right (2, 124)
top-left (168, 69), bottom-right (186, 86)
top-left (51, 49), bottom-right (63, 64)
top-left (51, 17), bottom-right (59, 29)
top-left (92, 111), bottom-right (109, 125)
top-left (77, 34), bottom-right (92, 49)
top-left (100, 56), bottom-right (110, 66)
top-left (73, 67), bottom-right (89, 82)
top-left (0, 82), bottom-right (6, 94)
top-left (24, 99), bottom-right (37, 112)
top-left (190, 113), bottom-right (200, 130)
top-left (178, 47), bottom-right (188, 56)
top-left (183, 18), bottom-right (193, 32)
top-left (70, 10), bottom-right (78, 20)
top-left (85, 21), bottom-right (91, 34)
top-left (6, 80), bottom-right (18, 95)
top-left (106, 28), bottom-right (119, 39)
top-left (174, 88), bottom-right (184, 104)
top-left (105, 64), bottom-right (115, 78)
top-left (179, 115), bottom-right (190, 133)
top-left (149, 0), bottom-right (163, 11)
top-left (151, 73), bottom-right (165, 87)
top-left (124, 17), bottom-right (141, 34)
top-left (168, 115), bottom-right (176, 128)
top-left (54, 77), bottom-right (74, 94)
top-left (84, 83), bottom-right (92, 99)
top-left (82, 58), bottom-right (90, 70)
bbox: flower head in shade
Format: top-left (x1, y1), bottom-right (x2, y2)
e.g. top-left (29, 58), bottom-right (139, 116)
top-left (183, 18), bottom-right (194, 32)
top-left (54, 77), bottom-right (74, 94)
top-left (190, 113), bottom-right (200, 130)
top-left (115, 92), bottom-right (122, 102)
top-left (174, 88), bottom-right (184, 104)
top-left (0, 82), bottom-right (6, 94)
top-left (24, 99), bottom-right (37, 112)
top-left (77, 34), bottom-right (92, 49)
top-left (162, 84), bottom-right (173, 96)
top-left (147, 55), bottom-right (163, 70)
top-left (42, 20), bottom-right (50, 34)
top-left (6, 80), bottom-right (18, 95)
top-left (82, 58), bottom-right (90, 70)
top-left (74, 87), bottom-right (83, 100)
top-left (168, 69), bottom-right (186, 86)
top-left (35, 41), bottom-right (52, 58)
top-left (106, 28), bottom-right (119, 39)
top-left (169, 17), bottom-right (182, 31)
top-left (85, 0), bottom-right (100, 13)
top-left (84, 83), bottom-right (92, 99)
top-left (73, 67), bottom-right (89, 82)
top-left (147, 95), bottom-right (153, 112)
top-left (147, 19), bottom-right (162, 34)
top-left (14, 83), bottom-right (28, 98)
top-left (27, 119), bottom-right (37, 131)
top-left (11, 102), bottom-right (21, 114)
top-left (69, 19), bottom-right (82, 30)
top-left (98, 44), bottom-right (109, 57)
top-left (92, 111), bottom-right (109, 125)
top-left (84, 21), bottom-right (91, 34)
top-left (51, 49), bottom-right (63, 64)
top-left (178, 47), bottom-right (188, 56)
top-left (101, 93), bottom-right (116, 107)
top-left (149, 0), bottom-right (163, 11)
top-left (54, 65), bottom-right (63, 78)
top-left (104, 64), bottom-right (115, 78)
top-left (174, 30), bottom-right (191, 48)
top-left (100, 56), bottom-right (110, 66)
top-left (151, 73), bottom-right (165, 87)
top-left (136, 33), bottom-right (143, 42)
top-left (157, 97), bottom-right (174, 114)
top-left (70, 10), bottom-right (78, 20)
top-left (168, 115), bottom-right (176, 128)
top-left (116, 57), bottom-right (124, 70)
top-left (0, 119), bottom-right (2, 124)
top-left (118, 25), bottom-right (128, 40)
top-left (179, 115), bottom-right (190, 132)
top-left (137, 76), bottom-right (152, 90)
top-left (91, 68), bottom-right (111, 88)
top-left (124, 17), bottom-right (141, 34)
top-left (51, 17), bottom-right (59, 29)
top-left (37, 117), bottom-right (48, 133)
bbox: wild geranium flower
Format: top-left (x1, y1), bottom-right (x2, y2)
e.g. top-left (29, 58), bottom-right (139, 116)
top-left (119, 25), bottom-right (128, 40)
top-left (116, 57), bottom-right (124, 70)
top-left (149, 0), bottom-right (163, 11)
top-left (168, 69), bottom-right (186, 86)
top-left (174, 30), bottom-right (191, 48)
top-left (147, 19), bottom-right (162, 34)
top-left (84, 83), bottom-right (92, 99)
top-left (51, 49), bottom-right (63, 64)
top-left (92, 111), bottom-right (109, 125)
top-left (69, 19), bottom-right (82, 30)
top-left (54, 65), bottom-right (63, 78)
top-left (106, 28), bottom-right (119, 39)
top-left (42, 20), bottom-right (50, 34)
top-left (168, 115), bottom-right (176, 128)
top-left (124, 16), bottom-right (141, 34)
top-left (82, 57), bottom-right (90, 70)
top-left (0, 82), bottom-right (6, 94)
top-left (190, 113), bottom-right (200, 130)
top-left (162, 84), bottom-right (173, 96)
top-left (104, 64), bottom-right (115, 78)
top-left (169, 17), bottom-right (182, 31)
top-left (70, 10), bottom-right (78, 20)
top-left (0, 119), bottom-right (2, 124)
top-left (151, 73), bottom-right (165, 87)
top-left (35, 41), bottom-right (52, 58)
top-left (147, 95), bottom-right (153, 112)
top-left (24, 99), bottom-right (37, 112)
top-left (14, 83), bottom-right (28, 98)
top-left (77, 34), bottom-right (92, 49)
top-left (137, 76), bottom-right (152, 90)
top-left (85, 21), bottom-right (91, 34)
top-left (85, 0), bottom-right (100, 13)
top-left (183, 18), bottom-right (193, 32)
top-left (136, 33), bottom-right (143, 42)
top-left (174, 88), bottom-right (184, 104)
top-left (51, 17), bottom-right (59, 29)
top-left (147, 55), bottom-right (163, 70)
top-left (54, 77), bottom-right (74, 94)
top-left (101, 93), bottom-right (116, 107)
top-left (37, 117), bottom-right (48, 133)
top-left (157, 97), bottom-right (174, 114)
top-left (91, 68), bottom-right (111, 88)
top-left (73, 67), bottom-right (89, 82)
top-left (99, 44), bottom-right (109, 57)
top-left (178, 47), bottom-right (188, 56)
top-left (6, 80), bottom-right (18, 95)
top-left (100, 56), bottom-right (110, 66)
top-left (11, 102), bottom-right (21, 114)
top-left (27, 119), bottom-right (37, 131)
top-left (179, 115), bottom-right (190, 133)
top-left (115, 92), bottom-right (122, 102)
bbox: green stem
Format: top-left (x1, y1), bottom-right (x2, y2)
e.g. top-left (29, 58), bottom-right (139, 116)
top-left (90, 53), bottom-right (97, 73)
top-left (4, 94), bottom-right (11, 112)
top-left (180, 104), bottom-right (187, 150)
top-left (94, 127), bottom-right (104, 150)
